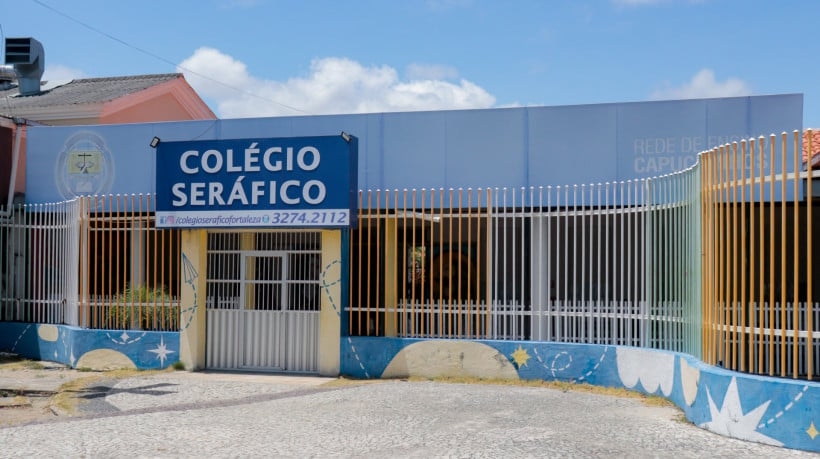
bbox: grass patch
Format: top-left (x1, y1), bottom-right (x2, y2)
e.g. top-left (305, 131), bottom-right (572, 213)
top-left (330, 374), bottom-right (677, 409)
top-left (171, 361), bottom-right (185, 371)
top-left (0, 395), bottom-right (31, 407)
top-left (431, 375), bottom-right (677, 407)
top-left (320, 376), bottom-right (390, 388)
top-left (0, 359), bottom-right (43, 371)
top-left (673, 413), bottom-right (691, 424)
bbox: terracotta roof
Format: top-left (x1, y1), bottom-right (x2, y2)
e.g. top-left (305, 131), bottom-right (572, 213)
top-left (0, 73), bottom-right (181, 112)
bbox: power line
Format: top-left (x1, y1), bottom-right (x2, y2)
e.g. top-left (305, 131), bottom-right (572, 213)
top-left (31, 0), bottom-right (311, 115)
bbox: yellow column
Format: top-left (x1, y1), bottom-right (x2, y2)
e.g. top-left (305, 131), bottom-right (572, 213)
top-left (384, 219), bottom-right (398, 337)
top-left (319, 230), bottom-right (342, 376)
top-left (179, 229), bottom-right (208, 370)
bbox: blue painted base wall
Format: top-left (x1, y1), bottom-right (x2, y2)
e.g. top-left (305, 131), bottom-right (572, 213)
top-left (0, 322), bottom-right (180, 370)
top-left (341, 337), bottom-right (820, 453)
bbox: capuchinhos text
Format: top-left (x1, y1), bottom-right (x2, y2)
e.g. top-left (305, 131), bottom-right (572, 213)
top-left (170, 143), bottom-right (328, 206)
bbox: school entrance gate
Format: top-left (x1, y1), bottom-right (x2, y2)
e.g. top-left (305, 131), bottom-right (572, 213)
top-left (205, 232), bottom-right (322, 372)
top-left (159, 134), bottom-right (357, 375)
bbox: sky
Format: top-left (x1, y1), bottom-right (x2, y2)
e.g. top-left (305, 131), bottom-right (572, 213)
top-left (2, 0), bottom-right (819, 129)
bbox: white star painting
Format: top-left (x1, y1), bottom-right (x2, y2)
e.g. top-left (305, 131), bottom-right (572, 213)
top-left (700, 377), bottom-right (782, 447)
top-left (148, 337), bottom-right (175, 367)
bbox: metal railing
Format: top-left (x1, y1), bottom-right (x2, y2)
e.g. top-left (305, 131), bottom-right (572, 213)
top-left (349, 166), bottom-right (702, 358)
top-left (0, 130), bottom-right (817, 380)
top-left (348, 129), bottom-right (819, 380)
top-left (701, 130), bottom-right (818, 379)
top-left (0, 194), bottom-right (182, 331)
top-left (0, 199), bottom-right (81, 325)
top-left (77, 195), bottom-right (181, 331)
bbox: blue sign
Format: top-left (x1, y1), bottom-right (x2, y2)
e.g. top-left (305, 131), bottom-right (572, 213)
top-left (155, 135), bottom-right (357, 228)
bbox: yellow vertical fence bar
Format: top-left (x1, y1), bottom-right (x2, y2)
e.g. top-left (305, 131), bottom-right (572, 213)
top-left (430, 189), bottom-right (437, 335)
top-left (366, 190), bottom-right (372, 336)
top-left (808, 129), bottom-right (814, 380)
top-left (758, 137), bottom-right (765, 373)
top-left (719, 144), bottom-right (727, 365)
top-left (485, 188), bottom-right (492, 339)
top-left (732, 142), bottom-right (738, 370)
top-left (709, 150), bottom-right (717, 364)
top-left (175, 226), bottom-right (181, 327)
top-left (702, 152), bottom-right (712, 362)
top-left (448, 188), bottom-right (454, 337)
top-left (769, 134), bottom-right (776, 376)
top-left (712, 148), bottom-right (720, 364)
top-left (355, 191), bottom-right (362, 336)
top-left (467, 188), bottom-right (474, 338)
top-left (439, 188), bottom-right (445, 336)
top-left (793, 130), bottom-right (800, 378)
top-left (107, 195), bottom-right (114, 327)
top-left (749, 138), bottom-right (757, 372)
top-left (475, 188), bottom-right (486, 338)
top-left (376, 190), bottom-right (382, 336)
top-left (401, 189), bottom-right (408, 336)
top-left (411, 189), bottom-right (418, 336)
top-left (740, 140), bottom-right (747, 372)
top-left (393, 189), bottom-right (399, 337)
top-left (457, 188), bottom-right (463, 336)
top-left (709, 149), bottom-right (715, 362)
top-left (705, 150), bottom-right (713, 363)
top-left (780, 132), bottom-right (787, 377)
top-left (419, 189), bottom-right (425, 333)
top-left (93, 195), bottom-right (99, 327)
top-left (715, 146), bottom-right (722, 364)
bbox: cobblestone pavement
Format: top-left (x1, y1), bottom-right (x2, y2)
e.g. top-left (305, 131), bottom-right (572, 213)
top-left (0, 372), bottom-right (816, 458)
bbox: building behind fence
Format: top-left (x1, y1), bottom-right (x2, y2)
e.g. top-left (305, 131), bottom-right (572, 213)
top-left (1, 130), bottom-right (817, 380)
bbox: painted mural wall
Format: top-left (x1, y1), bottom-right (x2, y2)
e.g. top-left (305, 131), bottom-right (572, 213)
top-left (0, 322), bottom-right (179, 370)
top-left (341, 337), bottom-right (820, 453)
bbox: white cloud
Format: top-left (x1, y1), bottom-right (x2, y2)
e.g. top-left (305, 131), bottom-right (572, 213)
top-left (651, 68), bottom-right (752, 100)
top-left (43, 64), bottom-right (87, 82)
top-left (179, 47), bottom-right (495, 118)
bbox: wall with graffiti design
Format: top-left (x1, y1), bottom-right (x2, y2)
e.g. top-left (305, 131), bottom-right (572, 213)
top-left (0, 322), bottom-right (179, 370)
top-left (341, 337), bottom-right (820, 453)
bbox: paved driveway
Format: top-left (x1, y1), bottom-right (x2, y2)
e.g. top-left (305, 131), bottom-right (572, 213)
top-left (0, 372), bottom-right (814, 458)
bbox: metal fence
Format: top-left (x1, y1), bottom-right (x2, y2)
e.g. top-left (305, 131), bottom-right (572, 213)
top-left (1, 130), bottom-right (817, 380)
top-left (0, 199), bottom-right (81, 325)
top-left (0, 194), bottom-right (182, 331)
top-left (349, 165), bottom-right (702, 357)
top-left (701, 130), bottom-right (818, 379)
top-left (77, 195), bottom-right (181, 331)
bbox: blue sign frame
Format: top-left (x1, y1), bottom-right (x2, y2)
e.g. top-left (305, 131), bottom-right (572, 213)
top-left (155, 135), bottom-right (358, 228)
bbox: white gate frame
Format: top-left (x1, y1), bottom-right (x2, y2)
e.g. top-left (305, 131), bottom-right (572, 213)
top-left (205, 235), bottom-right (321, 373)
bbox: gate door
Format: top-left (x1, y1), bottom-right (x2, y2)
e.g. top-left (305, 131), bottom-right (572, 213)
top-left (206, 232), bottom-right (321, 372)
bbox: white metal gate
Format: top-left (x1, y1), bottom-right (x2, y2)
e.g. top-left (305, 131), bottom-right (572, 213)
top-left (205, 232), bottom-right (321, 372)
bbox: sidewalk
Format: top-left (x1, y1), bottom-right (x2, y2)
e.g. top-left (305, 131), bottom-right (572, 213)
top-left (0, 352), bottom-right (336, 424)
top-left (0, 353), bottom-right (89, 395)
